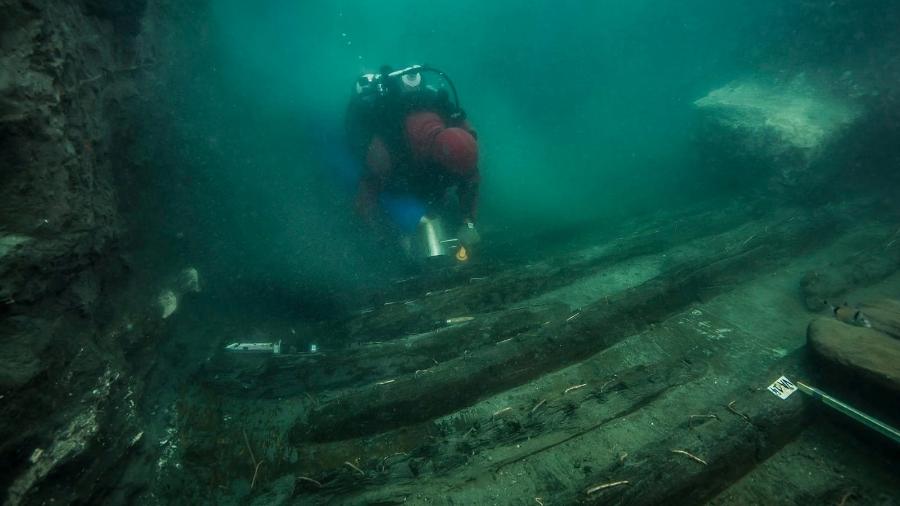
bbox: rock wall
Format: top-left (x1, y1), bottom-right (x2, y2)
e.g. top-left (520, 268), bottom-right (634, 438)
top-left (0, 0), bottom-right (144, 309)
top-left (693, 76), bottom-right (862, 195)
top-left (0, 1), bottom-right (158, 505)
top-left (692, 0), bottom-right (900, 201)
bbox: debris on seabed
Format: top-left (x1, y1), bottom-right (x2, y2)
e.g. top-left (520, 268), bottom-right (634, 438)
top-left (530, 399), bottom-right (547, 413)
top-left (446, 316), bottom-right (475, 325)
top-left (564, 383), bottom-right (588, 394)
top-left (296, 476), bottom-right (322, 488)
top-left (586, 480), bottom-right (629, 494)
top-left (379, 452), bottom-right (409, 471)
top-left (492, 407), bottom-right (513, 418)
top-left (344, 461), bottom-right (365, 476)
top-left (688, 414), bottom-right (719, 427)
top-left (600, 377), bottom-right (618, 392)
top-left (727, 400), bottom-right (753, 423)
top-left (29, 448), bottom-right (43, 463)
top-left (671, 448), bottom-right (708, 465)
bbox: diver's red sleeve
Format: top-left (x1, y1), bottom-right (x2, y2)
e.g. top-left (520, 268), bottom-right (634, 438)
top-left (355, 136), bottom-right (393, 220)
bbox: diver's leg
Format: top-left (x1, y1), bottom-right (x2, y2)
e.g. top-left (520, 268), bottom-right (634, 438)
top-left (379, 193), bottom-right (427, 259)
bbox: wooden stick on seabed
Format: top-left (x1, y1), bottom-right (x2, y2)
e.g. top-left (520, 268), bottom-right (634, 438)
top-left (727, 400), bottom-right (753, 424)
top-left (564, 383), bottom-right (588, 394)
top-left (296, 476), bottom-right (323, 488)
top-left (671, 449), bottom-right (708, 466)
top-left (586, 480), bottom-right (629, 494)
top-left (251, 462), bottom-right (262, 489)
top-left (600, 377), bottom-right (618, 393)
top-left (242, 429), bottom-right (262, 489)
top-left (492, 407), bottom-right (513, 418)
top-left (688, 414), bottom-right (719, 427)
top-left (344, 461), bottom-right (366, 476)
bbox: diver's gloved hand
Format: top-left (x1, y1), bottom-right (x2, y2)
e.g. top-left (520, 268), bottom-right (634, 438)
top-left (457, 220), bottom-right (480, 247)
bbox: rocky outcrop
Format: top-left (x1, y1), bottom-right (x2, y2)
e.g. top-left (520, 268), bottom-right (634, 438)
top-left (0, 0), bottom-right (147, 310)
top-left (0, 0), bottom-right (136, 380)
top-left (0, 1), bottom-right (159, 505)
top-left (693, 0), bottom-right (900, 198)
top-left (693, 76), bottom-right (862, 195)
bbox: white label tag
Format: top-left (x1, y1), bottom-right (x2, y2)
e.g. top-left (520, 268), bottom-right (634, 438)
top-left (767, 376), bottom-right (798, 400)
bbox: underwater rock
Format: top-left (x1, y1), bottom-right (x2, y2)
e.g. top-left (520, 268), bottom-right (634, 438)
top-left (156, 267), bottom-right (201, 319)
top-left (0, 2), bottom-right (159, 504)
top-left (178, 267), bottom-right (201, 293)
top-left (694, 76), bottom-right (861, 194)
top-left (158, 289), bottom-right (177, 319)
top-left (157, 290), bottom-right (178, 320)
top-left (3, 368), bottom-right (131, 506)
top-left (0, 0), bottom-right (129, 308)
top-left (807, 317), bottom-right (900, 392)
top-left (6, 407), bottom-right (100, 506)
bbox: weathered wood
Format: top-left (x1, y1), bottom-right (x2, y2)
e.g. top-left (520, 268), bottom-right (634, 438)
top-left (289, 357), bottom-right (708, 504)
top-left (293, 349), bottom-right (813, 505)
top-left (334, 205), bottom-right (751, 342)
top-left (800, 239), bottom-right (900, 310)
top-left (200, 303), bottom-right (568, 397)
top-left (199, 207), bottom-right (748, 398)
top-left (568, 352), bottom-right (814, 506)
top-left (290, 210), bottom-right (836, 443)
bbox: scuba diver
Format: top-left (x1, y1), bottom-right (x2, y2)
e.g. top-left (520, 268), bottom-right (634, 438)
top-left (345, 64), bottom-right (481, 263)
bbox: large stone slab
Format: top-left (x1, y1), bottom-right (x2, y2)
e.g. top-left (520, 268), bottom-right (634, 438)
top-left (694, 76), bottom-right (861, 192)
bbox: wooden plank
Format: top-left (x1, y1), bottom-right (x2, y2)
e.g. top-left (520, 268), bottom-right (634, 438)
top-left (290, 211), bottom-right (837, 443)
